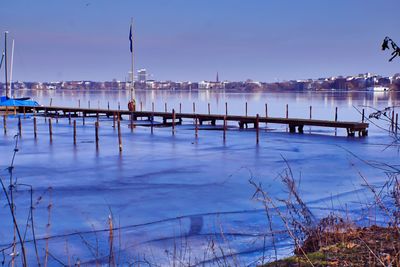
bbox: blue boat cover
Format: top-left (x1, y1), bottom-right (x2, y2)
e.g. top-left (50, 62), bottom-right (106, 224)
top-left (0, 96), bottom-right (39, 107)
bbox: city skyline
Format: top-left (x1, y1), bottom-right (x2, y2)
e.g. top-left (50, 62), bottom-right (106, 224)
top-left (1, 0), bottom-right (399, 82)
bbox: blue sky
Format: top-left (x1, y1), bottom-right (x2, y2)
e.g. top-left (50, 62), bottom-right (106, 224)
top-left (1, 0), bottom-right (399, 82)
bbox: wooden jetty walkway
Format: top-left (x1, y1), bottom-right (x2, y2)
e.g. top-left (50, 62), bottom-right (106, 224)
top-left (12, 105), bottom-right (369, 137)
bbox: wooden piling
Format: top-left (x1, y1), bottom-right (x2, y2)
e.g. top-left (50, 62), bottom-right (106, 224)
top-left (172, 109), bottom-right (176, 135)
top-left (113, 112), bottom-right (116, 128)
top-left (97, 100), bottom-right (100, 109)
top-left (335, 107), bottom-right (338, 122)
top-left (49, 118), bottom-right (53, 143)
top-left (107, 101), bottom-right (110, 110)
top-left (18, 117), bottom-right (22, 137)
top-left (286, 104), bottom-right (288, 119)
top-left (362, 108), bottom-right (365, 123)
top-left (73, 120), bottom-right (76, 145)
top-left (256, 114), bottom-right (259, 144)
top-left (309, 106), bottom-right (312, 119)
top-left (195, 116), bottom-right (198, 138)
top-left (151, 113), bottom-right (154, 134)
top-left (223, 116), bottom-right (227, 141)
top-left (179, 103), bottom-right (182, 113)
top-left (68, 112), bottom-right (71, 125)
top-left (165, 103), bottom-right (167, 113)
top-left (396, 113), bottom-right (398, 134)
top-left (392, 110), bottom-right (395, 132)
top-left (193, 102), bottom-right (196, 113)
top-left (245, 102), bottom-right (248, 117)
top-left (117, 116), bottom-right (122, 152)
top-left (78, 99), bottom-right (81, 108)
top-left (13, 106), bottom-right (16, 115)
top-left (82, 112), bottom-right (85, 125)
top-left (3, 115), bottom-right (6, 134)
top-left (23, 107), bottom-right (26, 118)
top-left (225, 102), bottom-right (228, 116)
top-left (118, 102), bottom-right (121, 110)
top-left (33, 116), bottom-right (37, 139)
top-left (130, 111), bottom-right (133, 132)
top-left (208, 103), bottom-right (210, 115)
top-left (88, 100), bottom-right (91, 109)
top-left (56, 112), bottom-right (59, 124)
top-left (95, 121), bottom-right (99, 148)
top-left (50, 98), bottom-right (53, 107)
top-left (140, 101), bottom-right (143, 112)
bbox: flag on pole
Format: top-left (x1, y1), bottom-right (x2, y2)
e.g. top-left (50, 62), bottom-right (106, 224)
top-left (129, 25), bottom-right (133, 53)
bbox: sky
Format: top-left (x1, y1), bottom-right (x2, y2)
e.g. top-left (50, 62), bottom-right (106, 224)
top-left (1, 0), bottom-right (399, 82)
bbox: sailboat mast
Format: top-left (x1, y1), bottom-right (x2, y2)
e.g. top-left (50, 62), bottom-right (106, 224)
top-left (10, 39), bottom-right (14, 98)
top-left (4, 31), bottom-right (8, 98)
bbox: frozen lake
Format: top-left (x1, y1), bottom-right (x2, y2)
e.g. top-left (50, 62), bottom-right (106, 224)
top-left (0, 89), bottom-right (399, 266)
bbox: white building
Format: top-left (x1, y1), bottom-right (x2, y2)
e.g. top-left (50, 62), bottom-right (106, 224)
top-left (138, 69), bottom-right (147, 83)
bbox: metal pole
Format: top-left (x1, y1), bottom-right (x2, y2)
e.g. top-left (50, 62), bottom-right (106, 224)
top-left (9, 39), bottom-right (14, 98)
top-left (130, 18), bottom-right (135, 102)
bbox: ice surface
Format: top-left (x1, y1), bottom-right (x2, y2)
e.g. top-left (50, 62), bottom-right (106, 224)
top-left (0, 89), bottom-right (399, 266)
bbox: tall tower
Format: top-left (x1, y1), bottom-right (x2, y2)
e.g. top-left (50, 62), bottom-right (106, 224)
top-left (216, 72), bottom-right (219, 83)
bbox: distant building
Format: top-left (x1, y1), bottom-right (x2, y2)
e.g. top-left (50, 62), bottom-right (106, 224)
top-left (333, 78), bottom-right (347, 90)
top-left (138, 69), bottom-right (147, 83)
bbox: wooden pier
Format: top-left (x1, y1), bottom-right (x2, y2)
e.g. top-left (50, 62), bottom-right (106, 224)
top-left (13, 105), bottom-right (369, 137)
